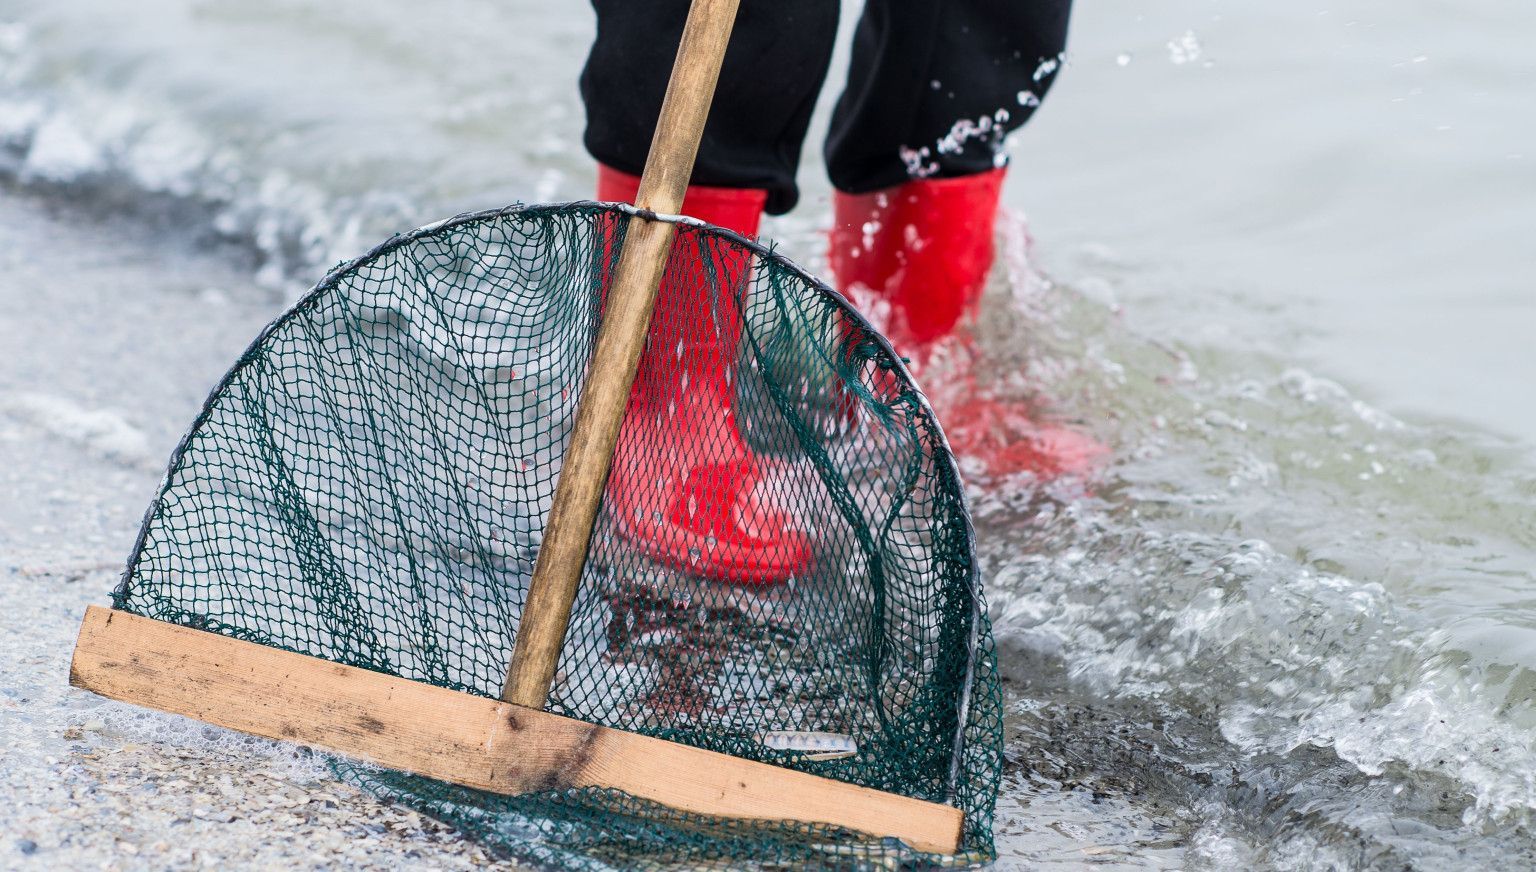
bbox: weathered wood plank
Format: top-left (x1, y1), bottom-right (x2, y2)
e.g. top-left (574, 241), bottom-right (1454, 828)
top-left (71, 606), bottom-right (964, 854)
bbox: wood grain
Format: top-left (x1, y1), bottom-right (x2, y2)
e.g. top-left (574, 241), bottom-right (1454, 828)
top-left (501, 0), bottom-right (746, 708)
top-left (72, 606), bottom-right (964, 854)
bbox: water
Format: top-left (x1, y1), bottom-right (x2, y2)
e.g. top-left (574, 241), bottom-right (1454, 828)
top-left (2, 0), bottom-right (1533, 867)
top-left (1007, 1), bottom-right (1536, 444)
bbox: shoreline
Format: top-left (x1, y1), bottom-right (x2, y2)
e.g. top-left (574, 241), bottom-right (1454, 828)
top-left (0, 192), bottom-right (499, 869)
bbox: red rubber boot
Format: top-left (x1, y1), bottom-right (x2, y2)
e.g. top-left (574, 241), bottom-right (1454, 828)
top-left (828, 168), bottom-right (1006, 357)
top-left (829, 169), bottom-right (1106, 483)
top-left (599, 165), bottom-right (812, 584)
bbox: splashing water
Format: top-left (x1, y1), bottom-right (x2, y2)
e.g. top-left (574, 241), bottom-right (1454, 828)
top-left (962, 212), bottom-right (1536, 865)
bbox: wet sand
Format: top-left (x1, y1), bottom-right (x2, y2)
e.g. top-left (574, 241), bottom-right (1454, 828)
top-left (0, 191), bottom-right (498, 870)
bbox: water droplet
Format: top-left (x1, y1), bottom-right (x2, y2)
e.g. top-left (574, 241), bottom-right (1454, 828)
top-left (1167, 30), bottom-right (1202, 65)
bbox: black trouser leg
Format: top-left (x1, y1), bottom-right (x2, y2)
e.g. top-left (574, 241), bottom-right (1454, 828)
top-left (581, 0), bottom-right (840, 215)
top-left (825, 0), bottom-right (1072, 193)
top-left (579, 0), bottom-right (1072, 212)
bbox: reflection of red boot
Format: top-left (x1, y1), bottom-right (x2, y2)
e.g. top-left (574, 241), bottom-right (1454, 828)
top-left (829, 169), bottom-right (1105, 482)
top-left (939, 376), bottom-right (1108, 482)
top-left (600, 165), bottom-right (812, 584)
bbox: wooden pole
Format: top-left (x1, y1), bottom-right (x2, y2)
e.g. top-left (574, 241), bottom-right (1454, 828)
top-left (502, 0), bottom-right (743, 707)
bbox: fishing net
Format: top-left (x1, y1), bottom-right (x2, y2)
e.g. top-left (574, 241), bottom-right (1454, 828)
top-left (113, 202), bottom-right (1003, 869)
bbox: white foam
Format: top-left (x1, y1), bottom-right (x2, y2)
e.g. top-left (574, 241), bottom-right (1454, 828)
top-left (1226, 676), bottom-right (1536, 826)
top-left (19, 114), bottom-right (100, 182)
top-left (0, 391), bottom-right (152, 466)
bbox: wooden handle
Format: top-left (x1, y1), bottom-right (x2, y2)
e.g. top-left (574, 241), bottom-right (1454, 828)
top-left (502, 0), bottom-right (743, 707)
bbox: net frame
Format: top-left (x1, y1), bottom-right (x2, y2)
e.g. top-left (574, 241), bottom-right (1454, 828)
top-left (111, 201), bottom-right (1002, 867)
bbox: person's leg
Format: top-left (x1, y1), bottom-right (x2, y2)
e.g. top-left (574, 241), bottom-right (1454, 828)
top-left (581, 1), bottom-right (839, 582)
top-left (826, 0), bottom-right (1072, 191)
top-left (582, 0), bottom-right (839, 215)
top-left (825, 1), bottom-right (1101, 485)
top-left (825, 0), bottom-right (1072, 351)
top-left (598, 168), bottom-right (815, 583)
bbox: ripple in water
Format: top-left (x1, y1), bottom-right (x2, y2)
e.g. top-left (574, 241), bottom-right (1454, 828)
top-left (945, 213), bottom-right (1536, 867)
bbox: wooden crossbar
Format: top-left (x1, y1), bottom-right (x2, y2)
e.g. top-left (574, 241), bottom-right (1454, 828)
top-left (70, 606), bottom-right (963, 854)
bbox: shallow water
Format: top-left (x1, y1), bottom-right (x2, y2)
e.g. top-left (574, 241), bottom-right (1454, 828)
top-left (958, 241), bottom-right (1536, 864)
top-left (1007, 0), bottom-right (1536, 446)
top-left (2, 0), bottom-right (1533, 868)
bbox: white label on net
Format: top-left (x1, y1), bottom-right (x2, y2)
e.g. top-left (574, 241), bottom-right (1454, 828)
top-left (759, 731), bottom-right (858, 757)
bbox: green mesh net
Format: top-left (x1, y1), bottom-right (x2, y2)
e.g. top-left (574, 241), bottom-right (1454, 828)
top-left (114, 203), bottom-right (1003, 869)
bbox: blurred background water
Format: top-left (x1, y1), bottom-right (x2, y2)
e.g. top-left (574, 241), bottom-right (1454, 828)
top-left (1011, 1), bottom-right (1536, 447)
top-left (2, 0), bottom-right (1533, 867)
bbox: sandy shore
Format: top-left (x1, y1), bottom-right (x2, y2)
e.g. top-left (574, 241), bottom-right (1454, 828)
top-left (0, 192), bottom-right (501, 870)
